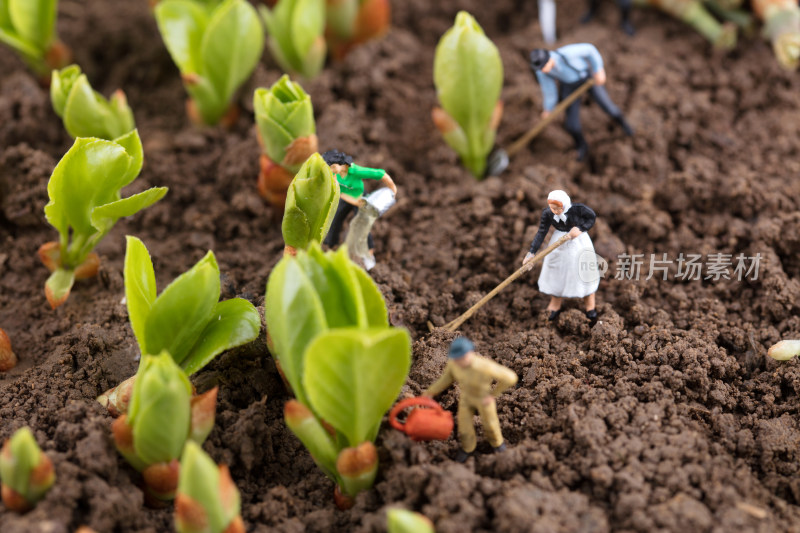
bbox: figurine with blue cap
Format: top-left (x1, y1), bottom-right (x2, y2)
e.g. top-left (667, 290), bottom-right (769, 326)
top-left (423, 337), bottom-right (518, 463)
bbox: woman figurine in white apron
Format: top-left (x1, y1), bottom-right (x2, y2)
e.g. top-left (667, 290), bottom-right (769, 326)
top-left (523, 190), bottom-right (600, 324)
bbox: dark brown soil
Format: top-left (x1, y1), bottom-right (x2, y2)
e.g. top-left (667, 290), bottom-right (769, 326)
top-left (2, 0), bottom-right (800, 531)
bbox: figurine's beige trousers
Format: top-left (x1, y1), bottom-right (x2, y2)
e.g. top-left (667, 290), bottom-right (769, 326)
top-left (457, 397), bottom-right (503, 453)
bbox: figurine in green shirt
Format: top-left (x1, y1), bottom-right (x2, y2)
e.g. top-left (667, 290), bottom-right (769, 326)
top-left (321, 149), bottom-right (398, 249)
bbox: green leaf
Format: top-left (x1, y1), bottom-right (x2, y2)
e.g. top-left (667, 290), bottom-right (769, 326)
top-left (352, 265), bottom-right (388, 327)
top-left (0, 427), bottom-right (42, 496)
top-left (44, 138), bottom-right (133, 240)
top-left (113, 128), bottom-right (145, 187)
top-left (0, 27), bottom-right (41, 58)
top-left (143, 252), bottom-right (220, 365)
top-left (303, 327), bottom-right (411, 446)
top-left (154, 0), bottom-right (209, 74)
top-left (124, 236), bottom-right (157, 356)
top-left (90, 187), bottom-right (168, 236)
top-left (264, 256), bottom-right (327, 406)
top-left (254, 76), bottom-right (316, 167)
top-left (281, 153), bottom-right (339, 250)
top-left (178, 441), bottom-right (239, 533)
top-left (50, 64), bottom-right (80, 117)
top-left (8, 0), bottom-right (56, 50)
top-left (199, 0), bottom-right (263, 114)
top-left (326, 0), bottom-right (358, 40)
top-left (44, 268), bottom-right (75, 307)
top-left (181, 297), bottom-right (260, 375)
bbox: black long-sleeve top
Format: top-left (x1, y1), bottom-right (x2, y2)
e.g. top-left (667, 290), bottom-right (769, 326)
top-left (528, 204), bottom-right (596, 254)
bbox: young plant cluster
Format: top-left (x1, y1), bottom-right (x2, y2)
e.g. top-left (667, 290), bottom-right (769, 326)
top-left (266, 244), bottom-right (411, 507)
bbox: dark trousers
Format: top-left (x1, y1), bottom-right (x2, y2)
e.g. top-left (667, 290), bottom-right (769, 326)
top-left (585, 0), bottom-right (632, 22)
top-left (323, 199), bottom-right (374, 249)
top-left (560, 80), bottom-right (624, 149)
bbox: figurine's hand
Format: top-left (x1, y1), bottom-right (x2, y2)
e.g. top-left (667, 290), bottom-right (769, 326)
top-left (523, 252), bottom-right (535, 265)
top-left (358, 198), bottom-right (367, 208)
top-left (568, 227), bottom-right (582, 239)
top-left (540, 110), bottom-right (551, 120)
top-left (593, 69), bottom-right (607, 86)
top-left (482, 395), bottom-right (495, 407)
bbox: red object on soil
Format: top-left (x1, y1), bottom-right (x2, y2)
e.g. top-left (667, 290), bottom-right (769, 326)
top-left (389, 397), bottom-right (454, 442)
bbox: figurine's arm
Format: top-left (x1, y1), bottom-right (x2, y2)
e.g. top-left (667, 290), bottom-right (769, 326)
top-left (489, 364), bottom-right (518, 397)
top-left (423, 364), bottom-right (454, 398)
top-left (535, 70), bottom-right (559, 112)
top-left (578, 44), bottom-right (606, 85)
top-left (380, 172), bottom-right (398, 196)
top-left (527, 209), bottom-right (552, 255)
top-left (567, 204), bottom-right (596, 238)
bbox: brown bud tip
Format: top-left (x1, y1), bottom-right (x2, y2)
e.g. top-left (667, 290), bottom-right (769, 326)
top-left (257, 154), bottom-right (294, 207)
top-left (175, 493), bottom-right (208, 531)
top-left (333, 484), bottom-right (355, 510)
top-left (74, 252), bottom-right (100, 280)
top-left (490, 101), bottom-right (504, 131)
top-left (336, 442), bottom-right (377, 478)
top-left (181, 72), bottom-right (202, 86)
top-left (283, 245), bottom-right (298, 257)
top-left (219, 105), bottom-right (240, 131)
top-left (0, 328), bottom-right (17, 372)
top-left (218, 465), bottom-right (238, 512)
top-left (98, 376), bottom-right (136, 417)
top-left (45, 283), bottom-right (70, 310)
top-left (223, 516), bottom-right (246, 533)
top-left (75, 527), bottom-right (98, 533)
top-left (143, 459), bottom-right (180, 499)
top-left (38, 242), bottom-right (60, 272)
top-left (1, 484), bottom-right (31, 512)
top-left (282, 135), bottom-right (318, 167)
top-left (30, 454), bottom-right (55, 490)
top-left (45, 41), bottom-right (73, 71)
top-left (112, 89), bottom-right (128, 106)
top-left (190, 387), bottom-right (218, 441)
top-left (431, 107), bottom-right (458, 134)
top-left (111, 415), bottom-right (135, 454)
top-left (353, 0), bottom-right (391, 43)
top-left (284, 399), bottom-right (313, 426)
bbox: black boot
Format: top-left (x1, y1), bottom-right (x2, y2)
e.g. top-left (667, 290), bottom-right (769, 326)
top-left (575, 138), bottom-right (590, 162)
top-left (616, 115), bottom-right (635, 136)
top-left (548, 310), bottom-right (561, 322)
top-left (455, 449), bottom-right (473, 463)
top-left (620, 7), bottom-right (635, 35)
top-left (586, 309), bottom-right (598, 325)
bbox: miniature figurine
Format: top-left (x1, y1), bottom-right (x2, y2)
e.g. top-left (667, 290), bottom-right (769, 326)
top-left (523, 190), bottom-right (600, 324)
top-left (423, 337), bottom-right (518, 463)
top-left (581, 0), bottom-right (636, 35)
top-left (529, 44), bottom-right (634, 161)
top-left (321, 150), bottom-right (397, 253)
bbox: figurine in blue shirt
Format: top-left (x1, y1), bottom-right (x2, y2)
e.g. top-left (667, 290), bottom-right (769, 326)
top-left (529, 44), bottom-right (634, 161)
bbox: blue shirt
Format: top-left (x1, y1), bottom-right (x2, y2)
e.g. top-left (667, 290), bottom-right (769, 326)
top-left (534, 43), bottom-right (604, 111)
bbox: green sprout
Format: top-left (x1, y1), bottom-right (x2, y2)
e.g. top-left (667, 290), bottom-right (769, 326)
top-left (50, 65), bottom-right (136, 140)
top-left (97, 236), bottom-right (260, 416)
top-left (266, 244), bottom-right (411, 505)
top-left (752, 0), bottom-right (800, 69)
top-left (175, 441), bottom-right (244, 533)
top-left (112, 352), bottom-right (218, 503)
top-left (0, 427), bottom-right (55, 512)
top-left (634, 0), bottom-right (737, 49)
top-left (281, 153), bottom-right (340, 255)
top-left (387, 509), bottom-right (435, 533)
top-left (154, 0), bottom-right (264, 126)
top-left (0, 0), bottom-right (71, 80)
top-left (326, 0), bottom-right (390, 60)
top-left (432, 11), bottom-right (503, 179)
top-left (40, 130), bottom-right (167, 309)
top-left (254, 75), bottom-right (319, 208)
top-left (260, 0), bottom-right (326, 78)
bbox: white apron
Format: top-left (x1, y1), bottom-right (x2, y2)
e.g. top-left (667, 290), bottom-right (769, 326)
top-left (537, 230), bottom-right (600, 298)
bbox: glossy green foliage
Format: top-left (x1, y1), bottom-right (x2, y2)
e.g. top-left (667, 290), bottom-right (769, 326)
top-left (433, 11), bottom-right (503, 177)
top-left (43, 130), bottom-right (166, 305)
top-left (254, 75), bottom-right (317, 173)
top-left (155, 0), bottom-right (264, 125)
top-left (51, 65), bottom-right (135, 140)
top-left (281, 153), bottom-right (340, 250)
top-left (0, 0), bottom-right (60, 74)
top-left (304, 327), bottom-right (411, 446)
top-left (260, 0), bottom-right (326, 78)
top-left (265, 244), bottom-right (387, 406)
top-left (128, 352), bottom-right (193, 466)
top-left (124, 236), bottom-right (260, 375)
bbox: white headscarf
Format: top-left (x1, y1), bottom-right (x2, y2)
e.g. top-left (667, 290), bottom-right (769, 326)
top-left (547, 190), bottom-right (571, 222)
